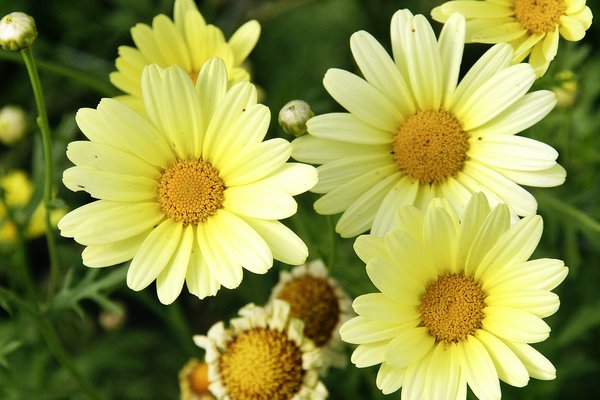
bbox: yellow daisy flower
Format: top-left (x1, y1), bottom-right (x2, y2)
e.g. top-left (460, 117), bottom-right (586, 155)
top-left (58, 59), bottom-right (317, 305)
top-left (110, 0), bottom-right (260, 113)
top-left (432, 0), bottom-right (593, 77)
top-left (340, 193), bottom-right (568, 399)
top-left (292, 9), bottom-right (565, 238)
top-left (193, 300), bottom-right (328, 399)
top-left (268, 259), bottom-right (353, 370)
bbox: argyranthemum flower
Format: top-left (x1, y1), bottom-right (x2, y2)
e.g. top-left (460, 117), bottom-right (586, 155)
top-left (194, 300), bottom-right (328, 399)
top-left (268, 259), bottom-right (353, 370)
top-left (58, 59), bottom-right (317, 304)
top-left (179, 358), bottom-right (215, 400)
top-left (110, 0), bottom-right (260, 113)
top-left (339, 193), bottom-right (568, 399)
top-left (292, 9), bottom-right (565, 238)
top-left (432, 0), bottom-right (593, 77)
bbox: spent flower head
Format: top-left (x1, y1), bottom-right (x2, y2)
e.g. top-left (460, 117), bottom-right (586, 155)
top-left (269, 259), bottom-right (352, 370)
top-left (0, 12), bottom-right (37, 51)
top-left (194, 300), bottom-right (328, 399)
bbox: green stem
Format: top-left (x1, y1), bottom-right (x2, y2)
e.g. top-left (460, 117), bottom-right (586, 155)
top-left (0, 50), bottom-right (117, 97)
top-left (20, 47), bottom-right (60, 300)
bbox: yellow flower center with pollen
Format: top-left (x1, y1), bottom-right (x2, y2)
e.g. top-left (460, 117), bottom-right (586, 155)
top-left (392, 110), bottom-right (469, 185)
top-left (157, 159), bottom-right (225, 225)
top-left (276, 275), bottom-right (341, 347)
top-left (219, 328), bottom-right (304, 400)
top-left (419, 273), bottom-right (486, 343)
top-left (514, 0), bottom-right (566, 35)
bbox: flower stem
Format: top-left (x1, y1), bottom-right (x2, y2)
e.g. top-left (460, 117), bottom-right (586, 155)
top-left (20, 47), bottom-right (60, 300)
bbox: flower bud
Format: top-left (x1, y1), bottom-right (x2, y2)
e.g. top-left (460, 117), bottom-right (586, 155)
top-left (278, 100), bottom-right (314, 137)
top-left (0, 105), bottom-right (28, 145)
top-left (0, 12), bottom-right (37, 51)
top-left (552, 70), bottom-right (578, 109)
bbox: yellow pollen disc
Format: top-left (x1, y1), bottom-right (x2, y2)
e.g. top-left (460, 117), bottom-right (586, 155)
top-left (157, 159), bottom-right (225, 225)
top-left (514, 0), bottom-right (566, 35)
top-left (276, 276), bottom-right (341, 347)
top-left (219, 328), bottom-right (304, 400)
top-left (392, 110), bottom-right (469, 184)
top-left (419, 273), bottom-right (486, 343)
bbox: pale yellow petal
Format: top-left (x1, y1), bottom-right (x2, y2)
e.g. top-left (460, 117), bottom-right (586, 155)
top-left (228, 20), bottom-right (260, 66)
top-left (457, 336), bottom-right (501, 400)
top-left (483, 306), bottom-right (550, 343)
top-left (350, 30), bottom-right (415, 116)
top-left (351, 341), bottom-right (387, 367)
top-left (62, 166), bottom-right (157, 202)
top-left (476, 329), bottom-right (529, 387)
top-left (82, 231), bottom-right (148, 268)
top-left (74, 203), bottom-right (163, 246)
top-left (142, 64), bottom-right (202, 158)
top-left (156, 224), bottom-right (193, 304)
top-left (127, 219), bottom-right (182, 291)
top-left (243, 218), bottom-right (308, 265)
top-left (323, 68), bottom-right (400, 132)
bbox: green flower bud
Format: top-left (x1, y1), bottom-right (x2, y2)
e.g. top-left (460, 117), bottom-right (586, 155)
top-left (0, 105), bottom-right (28, 145)
top-left (0, 12), bottom-right (37, 51)
top-left (278, 100), bottom-right (314, 137)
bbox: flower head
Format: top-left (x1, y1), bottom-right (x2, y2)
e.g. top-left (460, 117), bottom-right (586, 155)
top-left (432, 0), bottom-right (593, 77)
top-left (0, 105), bottom-right (28, 145)
top-left (194, 300), bottom-right (328, 399)
top-left (269, 259), bottom-right (353, 370)
top-left (340, 193), bottom-right (568, 399)
top-left (110, 0), bottom-right (260, 113)
top-left (179, 359), bottom-right (215, 400)
top-left (59, 59), bottom-right (317, 304)
top-left (292, 9), bottom-right (565, 238)
top-left (0, 12), bottom-right (37, 51)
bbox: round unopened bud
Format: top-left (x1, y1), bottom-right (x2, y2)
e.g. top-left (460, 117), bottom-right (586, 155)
top-left (552, 70), bottom-right (578, 109)
top-left (0, 12), bottom-right (37, 51)
top-left (0, 105), bottom-right (28, 145)
top-left (278, 100), bottom-right (314, 137)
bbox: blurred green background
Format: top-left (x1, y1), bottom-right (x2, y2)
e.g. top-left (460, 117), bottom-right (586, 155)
top-left (1, 0), bottom-right (599, 399)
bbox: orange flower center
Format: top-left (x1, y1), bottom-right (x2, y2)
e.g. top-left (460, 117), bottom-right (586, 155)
top-left (392, 110), bottom-right (469, 184)
top-left (514, 0), bottom-right (566, 35)
top-left (157, 159), bottom-right (225, 225)
top-left (419, 273), bottom-right (486, 343)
